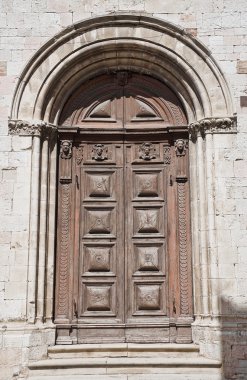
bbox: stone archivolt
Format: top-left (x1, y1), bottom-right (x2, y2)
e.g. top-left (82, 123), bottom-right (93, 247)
top-left (10, 14), bottom-right (234, 124)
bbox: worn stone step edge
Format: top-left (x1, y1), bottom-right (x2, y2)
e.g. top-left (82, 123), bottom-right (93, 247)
top-left (29, 357), bottom-right (222, 370)
top-left (29, 376), bottom-right (223, 380)
top-left (48, 343), bottom-right (200, 355)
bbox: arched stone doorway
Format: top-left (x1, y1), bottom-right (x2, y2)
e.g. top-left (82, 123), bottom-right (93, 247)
top-left (55, 73), bottom-right (193, 344)
top-left (8, 14), bottom-right (236, 353)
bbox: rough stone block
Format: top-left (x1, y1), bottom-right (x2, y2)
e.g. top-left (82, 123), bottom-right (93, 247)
top-left (4, 282), bottom-right (26, 300)
top-left (46, 0), bottom-right (70, 12)
top-left (0, 62), bottom-right (7, 76)
top-left (2, 168), bottom-right (17, 182)
top-left (240, 96), bottom-right (247, 107)
top-left (0, 299), bottom-right (26, 319)
top-left (237, 60), bottom-right (247, 73)
top-left (119, 0), bottom-right (145, 11)
top-left (9, 265), bottom-right (27, 282)
top-left (8, 151), bottom-right (30, 167)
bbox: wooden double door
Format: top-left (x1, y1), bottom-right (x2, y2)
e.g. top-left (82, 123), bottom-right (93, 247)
top-left (55, 132), bottom-right (193, 344)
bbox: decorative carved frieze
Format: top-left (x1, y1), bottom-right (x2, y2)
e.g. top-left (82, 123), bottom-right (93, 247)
top-left (189, 116), bottom-right (237, 140)
top-left (8, 119), bottom-right (57, 137)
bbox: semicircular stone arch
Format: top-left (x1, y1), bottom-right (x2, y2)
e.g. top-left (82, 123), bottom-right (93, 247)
top-left (10, 14), bottom-right (234, 124)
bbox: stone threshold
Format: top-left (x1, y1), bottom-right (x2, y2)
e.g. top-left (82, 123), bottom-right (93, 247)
top-left (47, 343), bottom-right (200, 358)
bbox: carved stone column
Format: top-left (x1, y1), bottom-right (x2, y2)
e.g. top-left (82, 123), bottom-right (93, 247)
top-left (8, 120), bottom-right (57, 324)
top-left (188, 116), bottom-right (237, 322)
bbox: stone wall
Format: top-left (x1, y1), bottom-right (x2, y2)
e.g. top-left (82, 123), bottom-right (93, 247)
top-left (0, 1), bottom-right (247, 379)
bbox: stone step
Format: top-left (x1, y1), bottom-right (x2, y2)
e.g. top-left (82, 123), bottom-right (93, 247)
top-left (29, 376), bottom-right (222, 380)
top-left (48, 343), bottom-right (200, 359)
top-left (28, 356), bottom-right (222, 378)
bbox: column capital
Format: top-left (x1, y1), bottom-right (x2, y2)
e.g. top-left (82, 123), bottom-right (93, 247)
top-left (8, 119), bottom-right (57, 138)
top-left (188, 115), bottom-right (237, 141)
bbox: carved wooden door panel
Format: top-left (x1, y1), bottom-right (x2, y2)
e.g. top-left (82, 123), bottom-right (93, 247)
top-left (76, 140), bottom-right (125, 343)
top-left (125, 139), bottom-right (169, 342)
top-left (55, 133), bottom-right (193, 344)
top-left (55, 73), bottom-right (193, 344)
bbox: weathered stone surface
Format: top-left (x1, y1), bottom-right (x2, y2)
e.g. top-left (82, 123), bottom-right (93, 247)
top-left (237, 60), bottom-right (247, 73)
top-left (0, 2), bottom-right (246, 380)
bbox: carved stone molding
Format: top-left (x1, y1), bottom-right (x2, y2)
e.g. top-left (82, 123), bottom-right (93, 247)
top-left (8, 119), bottom-right (57, 138)
top-left (189, 116), bottom-right (237, 140)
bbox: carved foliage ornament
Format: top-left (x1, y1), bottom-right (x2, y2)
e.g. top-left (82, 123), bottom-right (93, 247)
top-left (8, 119), bottom-right (56, 137)
top-left (60, 140), bottom-right (72, 159)
top-left (139, 143), bottom-right (156, 161)
top-left (188, 116), bottom-right (237, 139)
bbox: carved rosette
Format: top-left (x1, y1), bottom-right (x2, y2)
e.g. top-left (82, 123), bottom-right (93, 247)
top-left (189, 116), bottom-right (237, 140)
top-left (57, 183), bottom-right (70, 318)
top-left (177, 177), bottom-right (190, 316)
top-left (8, 119), bottom-right (57, 137)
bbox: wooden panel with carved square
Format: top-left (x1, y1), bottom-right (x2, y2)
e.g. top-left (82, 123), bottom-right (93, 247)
top-left (133, 282), bottom-right (166, 316)
top-left (133, 206), bottom-right (164, 237)
top-left (133, 169), bottom-right (163, 199)
top-left (83, 206), bottom-right (116, 237)
top-left (82, 243), bottom-right (115, 274)
top-left (81, 282), bottom-right (116, 316)
top-left (134, 242), bottom-right (165, 274)
top-left (83, 169), bottom-right (116, 200)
